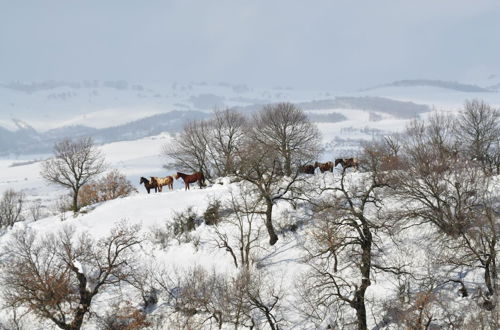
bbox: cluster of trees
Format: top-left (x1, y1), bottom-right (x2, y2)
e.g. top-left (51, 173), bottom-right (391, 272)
top-left (164, 103), bottom-right (322, 245)
top-left (299, 99), bottom-right (499, 329)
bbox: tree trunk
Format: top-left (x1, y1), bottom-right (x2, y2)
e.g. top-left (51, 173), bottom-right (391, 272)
top-left (484, 260), bottom-right (494, 296)
top-left (284, 154), bottom-right (292, 177)
top-left (353, 223), bottom-right (372, 330)
top-left (72, 189), bottom-right (79, 213)
top-left (265, 199), bottom-right (278, 245)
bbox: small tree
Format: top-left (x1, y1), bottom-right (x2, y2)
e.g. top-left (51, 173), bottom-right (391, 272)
top-left (1, 222), bottom-right (141, 330)
top-left (0, 189), bottom-right (25, 228)
top-left (41, 137), bottom-right (106, 212)
top-left (212, 185), bottom-right (263, 269)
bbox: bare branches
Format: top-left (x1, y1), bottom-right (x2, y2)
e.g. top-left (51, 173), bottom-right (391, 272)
top-left (0, 189), bottom-right (25, 228)
top-left (252, 102), bottom-right (322, 177)
top-left (455, 99), bottom-right (500, 175)
top-left (41, 137), bottom-right (106, 212)
top-left (1, 222), bottom-right (141, 330)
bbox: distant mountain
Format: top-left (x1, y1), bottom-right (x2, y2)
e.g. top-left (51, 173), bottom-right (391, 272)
top-left (0, 111), bottom-right (212, 155)
top-left (364, 79), bottom-right (493, 93)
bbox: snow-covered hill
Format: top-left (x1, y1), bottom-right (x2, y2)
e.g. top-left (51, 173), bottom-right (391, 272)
top-left (0, 130), bottom-right (498, 329)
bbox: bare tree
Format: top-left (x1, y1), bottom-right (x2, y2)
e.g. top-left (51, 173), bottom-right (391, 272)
top-left (163, 120), bottom-right (212, 179)
top-left (208, 109), bottom-right (247, 177)
top-left (28, 199), bottom-right (44, 222)
top-left (1, 222), bottom-right (141, 330)
top-left (392, 114), bottom-right (499, 310)
top-left (40, 137), bottom-right (106, 212)
top-left (302, 143), bottom-right (402, 330)
top-left (0, 189), bottom-right (25, 228)
top-left (252, 103), bottom-right (321, 176)
top-left (455, 100), bottom-right (500, 174)
top-left (162, 267), bottom-right (285, 330)
top-left (394, 145), bottom-right (499, 300)
top-left (235, 138), bottom-right (302, 246)
top-left (212, 185), bottom-right (263, 269)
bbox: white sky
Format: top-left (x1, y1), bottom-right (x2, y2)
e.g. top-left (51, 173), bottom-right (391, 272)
top-left (1, 0), bottom-right (499, 90)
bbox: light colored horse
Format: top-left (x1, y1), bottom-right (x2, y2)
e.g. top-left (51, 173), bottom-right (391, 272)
top-left (151, 176), bottom-right (174, 192)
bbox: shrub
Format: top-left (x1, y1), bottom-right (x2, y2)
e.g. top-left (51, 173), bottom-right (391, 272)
top-left (98, 301), bottom-right (151, 330)
top-left (203, 199), bottom-right (222, 225)
top-left (78, 169), bottom-right (137, 207)
top-left (167, 207), bottom-right (202, 244)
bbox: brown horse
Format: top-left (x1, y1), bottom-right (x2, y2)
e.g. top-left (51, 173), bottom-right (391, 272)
top-left (299, 164), bottom-right (316, 174)
top-left (175, 172), bottom-right (205, 190)
top-left (335, 158), bottom-right (359, 170)
top-left (151, 176), bottom-right (174, 192)
top-left (140, 177), bottom-right (158, 194)
top-left (314, 161), bottom-right (334, 173)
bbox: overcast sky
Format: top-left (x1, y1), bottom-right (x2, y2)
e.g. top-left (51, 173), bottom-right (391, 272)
top-left (1, 0), bottom-right (499, 90)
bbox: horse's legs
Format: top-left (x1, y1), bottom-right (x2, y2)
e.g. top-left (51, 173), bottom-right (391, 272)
top-left (147, 188), bottom-right (150, 194)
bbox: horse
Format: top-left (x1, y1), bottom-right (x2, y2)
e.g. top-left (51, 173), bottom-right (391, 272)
top-left (175, 172), bottom-right (205, 190)
top-left (299, 164), bottom-right (316, 174)
top-left (335, 158), bottom-right (359, 171)
top-left (314, 161), bottom-right (334, 173)
top-left (140, 177), bottom-right (158, 194)
top-left (151, 176), bottom-right (174, 192)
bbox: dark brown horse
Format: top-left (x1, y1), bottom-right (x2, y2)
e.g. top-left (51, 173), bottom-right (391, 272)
top-left (299, 164), bottom-right (316, 174)
top-left (175, 172), bottom-right (205, 190)
top-left (314, 161), bottom-right (334, 173)
top-left (140, 177), bottom-right (158, 194)
top-left (335, 158), bottom-right (359, 170)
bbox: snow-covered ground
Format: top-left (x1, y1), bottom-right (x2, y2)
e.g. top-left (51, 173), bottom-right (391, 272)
top-left (0, 129), bottom-right (497, 329)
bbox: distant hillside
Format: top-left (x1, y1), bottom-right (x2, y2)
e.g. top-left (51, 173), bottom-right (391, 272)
top-left (232, 96), bottom-right (430, 119)
top-left (0, 111), bottom-right (211, 155)
top-left (365, 79), bottom-right (493, 93)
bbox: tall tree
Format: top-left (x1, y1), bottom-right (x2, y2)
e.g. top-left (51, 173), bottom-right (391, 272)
top-left (252, 103), bottom-right (321, 176)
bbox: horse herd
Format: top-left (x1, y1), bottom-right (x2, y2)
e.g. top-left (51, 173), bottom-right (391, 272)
top-left (300, 158), bottom-right (360, 174)
top-left (140, 172), bottom-right (205, 194)
top-left (140, 158), bottom-right (357, 194)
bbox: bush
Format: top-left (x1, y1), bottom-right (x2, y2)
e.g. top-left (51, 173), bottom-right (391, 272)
top-left (166, 207), bottom-right (203, 245)
top-left (170, 207), bottom-right (201, 235)
top-left (98, 301), bottom-right (151, 330)
top-left (203, 199), bottom-right (222, 225)
top-left (78, 169), bottom-right (137, 207)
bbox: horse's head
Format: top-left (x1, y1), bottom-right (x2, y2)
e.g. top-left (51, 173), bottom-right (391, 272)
top-left (314, 161), bottom-right (319, 168)
top-left (139, 177), bottom-right (147, 185)
top-left (175, 172), bottom-right (182, 180)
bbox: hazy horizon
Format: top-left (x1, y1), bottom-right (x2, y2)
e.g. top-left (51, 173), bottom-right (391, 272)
top-left (1, 0), bottom-right (500, 90)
